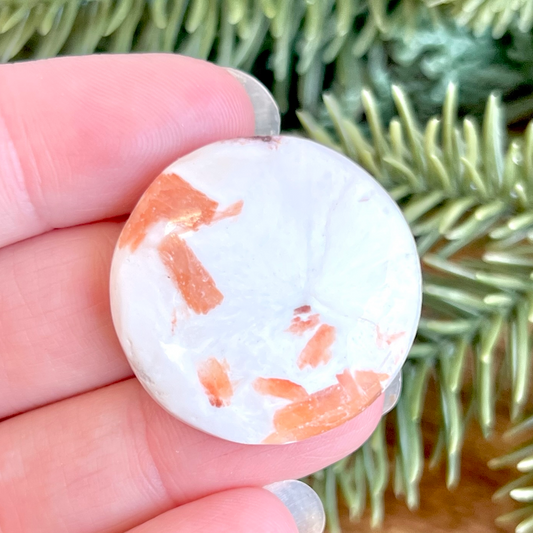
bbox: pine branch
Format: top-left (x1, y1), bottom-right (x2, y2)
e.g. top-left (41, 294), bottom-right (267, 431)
top-left (2, 0), bottom-right (533, 125)
top-left (428, 0), bottom-right (533, 38)
top-left (492, 416), bottom-right (533, 533)
top-left (302, 83), bottom-right (533, 533)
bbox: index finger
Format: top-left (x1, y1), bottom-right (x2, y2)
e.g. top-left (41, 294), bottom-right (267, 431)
top-left (0, 54), bottom-right (255, 248)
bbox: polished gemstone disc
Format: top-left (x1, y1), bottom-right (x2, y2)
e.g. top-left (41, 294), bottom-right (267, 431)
top-left (110, 136), bottom-right (421, 444)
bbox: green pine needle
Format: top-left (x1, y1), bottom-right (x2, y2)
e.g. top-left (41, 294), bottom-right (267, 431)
top-left (430, 0), bottom-right (533, 37)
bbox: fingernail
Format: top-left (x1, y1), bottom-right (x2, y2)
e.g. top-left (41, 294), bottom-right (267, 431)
top-left (224, 67), bottom-right (281, 136)
top-left (264, 480), bottom-right (325, 533)
top-left (383, 372), bottom-right (402, 414)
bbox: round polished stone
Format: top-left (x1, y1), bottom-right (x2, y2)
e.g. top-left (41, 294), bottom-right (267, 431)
top-left (110, 136), bottom-right (421, 445)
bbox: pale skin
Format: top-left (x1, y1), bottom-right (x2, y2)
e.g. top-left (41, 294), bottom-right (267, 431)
top-left (0, 54), bottom-right (384, 533)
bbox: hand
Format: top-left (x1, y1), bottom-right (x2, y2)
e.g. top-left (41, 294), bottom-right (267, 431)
top-left (0, 54), bottom-right (383, 533)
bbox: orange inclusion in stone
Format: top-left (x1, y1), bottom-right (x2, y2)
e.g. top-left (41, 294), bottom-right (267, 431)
top-left (119, 172), bottom-right (244, 315)
top-left (254, 378), bottom-right (308, 401)
top-left (118, 173), bottom-right (219, 252)
top-left (357, 371), bottom-right (389, 391)
top-left (158, 233), bottom-right (223, 315)
top-left (198, 358), bottom-right (233, 408)
top-left (263, 369), bottom-right (387, 444)
top-left (297, 324), bottom-right (336, 369)
top-left (213, 200), bottom-right (244, 221)
top-left (287, 314), bottom-right (320, 335)
top-left (171, 308), bottom-right (177, 333)
top-left (376, 326), bottom-right (406, 349)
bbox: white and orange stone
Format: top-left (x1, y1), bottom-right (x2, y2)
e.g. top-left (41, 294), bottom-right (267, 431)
top-left (110, 136), bottom-right (422, 445)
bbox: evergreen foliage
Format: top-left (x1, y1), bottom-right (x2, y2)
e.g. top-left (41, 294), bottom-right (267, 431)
top-left (302, 83), bottom-right (533, 532)
top-left (3, 0), bottom-right (533, 125)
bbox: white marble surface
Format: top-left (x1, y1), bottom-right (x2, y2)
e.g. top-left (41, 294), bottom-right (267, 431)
top-left (110, 136), bottom-right (421, 444)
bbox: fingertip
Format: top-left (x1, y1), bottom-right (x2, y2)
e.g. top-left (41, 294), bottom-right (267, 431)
top-left (265, 480), bottom-right (325, 533)
top-left (224, 68), bottom-right (280, 135)
top-left (127, 487), bottom-right (299, 533)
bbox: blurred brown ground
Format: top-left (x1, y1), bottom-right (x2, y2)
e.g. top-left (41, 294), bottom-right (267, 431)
top-left (338, 381), bottom-right (521, 533)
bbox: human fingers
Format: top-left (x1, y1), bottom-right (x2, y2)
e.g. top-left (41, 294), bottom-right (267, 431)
top-left (125, 488), bottom-right (298, 533)
top-left (0, 222), bottom-right (129, 419)
top-left (0, 379), bottom-right (382, 533)
top-left (0, 53), bottom-right (254, 248)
